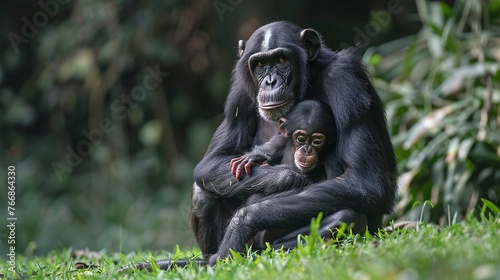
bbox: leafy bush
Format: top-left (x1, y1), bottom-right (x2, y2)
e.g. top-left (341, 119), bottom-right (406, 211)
top-left (368, 0), bottom-right (500, 223)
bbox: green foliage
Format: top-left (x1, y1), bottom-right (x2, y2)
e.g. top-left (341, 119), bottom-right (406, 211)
top-left (4, 217), bottom-right (500, 279)
top-left (481, 198), bottom-right (500, 220)
top-left (368, 0), bottom-right (500, 223)
top-left (1, 0), bottom-right (221, 255)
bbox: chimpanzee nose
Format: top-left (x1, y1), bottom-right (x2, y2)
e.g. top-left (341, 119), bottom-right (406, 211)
top-left (264, 75), bottom-right (277, 88)
top-left (305, 146), bottom-right (312, 154)
top-left (301, 145), bottom-right (312, 155)
top-left (260, 73), bottom-right (285, 90)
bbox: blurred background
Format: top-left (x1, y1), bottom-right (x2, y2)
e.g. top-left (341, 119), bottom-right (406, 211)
top-left (0, 0), bottom-right (499, 256)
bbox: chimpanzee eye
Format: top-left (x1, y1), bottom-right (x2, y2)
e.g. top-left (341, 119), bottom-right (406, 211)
top-left (278, 57), bottom-right (286, 64)
top-left (257, 61), bottom-right (265, 67)
top-left (312, 139), bottom-right (323, 146)
top-left (296, 135), bottom-right (306, 144)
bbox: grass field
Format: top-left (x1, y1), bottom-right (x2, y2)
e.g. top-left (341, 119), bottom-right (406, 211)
top-left (2, 212), bottom-right (500, 280)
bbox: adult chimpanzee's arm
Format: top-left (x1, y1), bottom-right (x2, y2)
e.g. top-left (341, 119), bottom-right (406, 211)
top-left (320, 48), bottom-right (398, 214)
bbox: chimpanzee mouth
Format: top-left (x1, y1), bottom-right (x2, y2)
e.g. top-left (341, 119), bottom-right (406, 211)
top-left (295, 161), bottom-right (313, 172)
top-left (259, 98), bottom-right (293, 110)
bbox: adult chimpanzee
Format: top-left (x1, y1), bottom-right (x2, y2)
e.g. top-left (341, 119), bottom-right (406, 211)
top-left (126, 21), bottom-right (397, 271)
top-left (230, 100), bottom-right (336, 182)
top-left (189, 21), bottom-right (397, 266)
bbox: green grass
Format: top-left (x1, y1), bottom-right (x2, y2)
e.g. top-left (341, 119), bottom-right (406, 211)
top-left (2, 216), bottom-right (500, 280)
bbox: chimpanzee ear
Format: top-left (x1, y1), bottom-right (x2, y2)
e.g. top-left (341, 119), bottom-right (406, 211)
top-left (279, 118), bottom-right (288, 137)
top-left (300, 29), bottom-right (321, 61)
top-left (238, 40), bottom-right (246, 58)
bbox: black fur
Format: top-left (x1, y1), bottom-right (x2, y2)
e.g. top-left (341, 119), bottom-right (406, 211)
top-left (191, 21), bottom-right (397, 266)
top-left (232, 100), bottom-right (334, 178)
